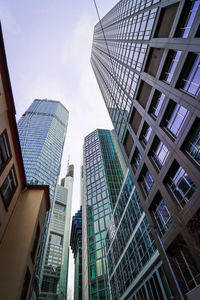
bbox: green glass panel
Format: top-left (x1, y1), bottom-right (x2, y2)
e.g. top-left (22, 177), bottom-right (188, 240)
top-left (94, 214), bottom-right (98, 220)
top-left (96, 249), bottom-right (102, 259)
top-left (89, 216), bottom-right (93, 223)
top-left (90, 253), bottom-right (95, 261)
top-left (91, 282), bottom-right (97, 293)
top-left (99, 218), bottom-right (105, 230)
top-left (98, 280), bottom-right (104, 290)
top-left (88, 224), bottom-right (93, 236)
top-left (94, 221), bottom-right (99, 233)
top-left (99, 290), bottom-right (106, 299)
top-left (89, 237), bottom-right (94, 244)
top-left (96, 259), bottom-right (103, 276)
top-left (101, 231), bottom-right (106, 239)
top-left (95, 234), bottom-right (100, 242)
top-left (90, 263), bottom-right (96, 279)
top-left (92, 293), bottom-right (98, 300)
top-left (96, 241), bottom-right (101, 250)
top-left (90, 244), bottom-right (95, 252)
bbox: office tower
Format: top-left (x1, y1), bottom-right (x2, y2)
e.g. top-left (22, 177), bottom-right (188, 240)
top-left (70, 206), bottom-right (83, 300)
top-left (40, 165), bottom-right (74, 299)
top-left (82, 129), bottom-right (126, 299)
top-left (0, 24), bottom-right (49, 300)
top-left (18, 99), bottom-right (69, 296)
top-left (91, 0), bottom-right (200, 299)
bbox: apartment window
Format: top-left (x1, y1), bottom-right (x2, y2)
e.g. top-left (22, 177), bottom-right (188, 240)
top-left (161, 50), bottom-right (181, 84)
top-left (131, 148), bottom-right (142, 170)
top-left (167, 162), bottom-right (196, 207)
top-left (20, 268), bottom-right (31, 300)
top-left (140, 122), bottom-right (152, 146)
top-left (150, 137), bottom-right (169, 170)
top-left (123, 130), bottom-right (134, 157)
top-left (149, 90), bottom-right (165, 119)
top-left (151, 192), bottom-right (172, 235)
top-left (31, 224), bottom-right (40, 263)
top-left (177, 52), bottom-right (200, 97)
top-left (0, 167), bottom-right (17, 209)
top-left (0, 130), bottom-right (11, 172)
top-left (184, 119), bottom-right (200, 165)
top-left (162, 101), bottom-right (189, 139)
top-left (175, 0), bottom-right (200, 38)
top-left (140, 166), bottom-right (154, 196)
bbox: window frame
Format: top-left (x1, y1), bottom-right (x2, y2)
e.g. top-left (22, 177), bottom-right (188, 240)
top-left (0, 129), bottom-right (12, 175)
top-left (0, 166), bottom-right (18, 210)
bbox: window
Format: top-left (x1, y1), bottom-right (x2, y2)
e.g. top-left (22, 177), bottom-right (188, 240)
top-left (150, 137), bottom-right (169, 169)
top-left (136, 80), bottom-right (152, 109)
top-left (162, 101), bottom-right (189, 139)
top-left (140, 122), bottom-right (152, 146)
top-left (145, 47), bottom-right (164, 77)
top-left (161, 50), bottom-right (181, 84)
top-left (175, 0), bottom-right (200, 38)
top-left (0, 167), bottom-right (17, 209)
top-left (0, 131), bottom-right (11, 172)
top-left (184, 119), bottom-right (200, 165)
top-left (51, 233), bottom-right (62, 245)
top-left (167, 162), bottom-right (196, 207)
top-left (149, 90), bottom-right (165, 119)
top-left (123, 131), bottom-right (134, 157)
top-left (54, 203), bottom-right (65, 212)
top-left (151, 192), bottom-right (172, 235)
top-left (140, 166), bottom-right (154, 196)
top-left (131, 148), bottom-right (142, 170)
top-left (177, 52), bottom-right (200, 97)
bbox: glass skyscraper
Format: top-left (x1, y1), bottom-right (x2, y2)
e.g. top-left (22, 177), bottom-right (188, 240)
top-left (91, 0), bottom-right (200, 299)
top-left (18, 99), bottom-right (69, 296)
top-left (82, 129), bottom-right (126, 300)
top-left (39, 165), bottom-right (74, 300)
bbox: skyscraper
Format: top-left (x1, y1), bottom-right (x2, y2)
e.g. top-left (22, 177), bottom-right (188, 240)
top-left (91, 0), bottom-right (200, 299)
top-left (18, 99), bottom-right (69, 296)
top-left (40, 165), bottom-right (74, 300)
top-left (82, 129), bottom-right (126, 299)
top-left (70, 206), bottom-right (83, 300)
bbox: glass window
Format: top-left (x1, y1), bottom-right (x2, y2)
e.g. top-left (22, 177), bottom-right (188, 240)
top-left (161, 50), bottom-right (181, 83)
top-left (132, 148), bottom-right (142, 170)
top-left (140, 123), bottom-right (152, 146)
top-left (54, 203), bottom-right (65, 211)
top-left (175, 0), bottom-right (200, 38)
top-left (0, 167), bottom-right (17, 208)
top-left (151, 138), bottom-right (169, 169)
top-left (51, 233), bottom-right (62, 245)
top-left (149, 90), bottom-right (165, 118)
top-left (185, 120), bottom-right (200, 165)
top-left (162, 101), bottom-right (189, 138)
top-left (167, 164), bottom-right (196, 207)
top-left (0, 131), bottom-right (10, 171)
top-left (140, 168), bottom-right (154, 195)
top-left (178, 53), bottom-right (200, 97)
top-left (152, 193), bottom-right (172, 235)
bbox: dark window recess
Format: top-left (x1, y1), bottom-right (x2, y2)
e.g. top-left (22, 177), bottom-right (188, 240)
top-left (167, 235), bottom-right (200, 294)
top-left (177, 52), bottom-right (200, 97)
top-left (166, 161), bottom-right (196, 207)
top-left (0, 167), bottom-right (17, 209)
top-left (161, 50), bottom-right (181, 84)
top-left (31, 224), bottom-right (40, 263)
top-left (140, 122), bottom-right (152, 147)
top-left (0, 130), bottom-right (11, 172)
top-left (139, 165), bottom-right (154, 196)
top-left (129, 108), bottom-right (142, 135)
top-left (183, 118), bottom-right (200, 165)
top-left (175, 0), bottom-right (200, 38)
top-left (136, 80), bottom-right (152, 109)
top-left (20, 268), bottom-right (31, 300)
top-left (131, 148), bottom-right (142, 171)
top-left (123, 131), bottom-right (134, 157)
top-left (151, 192), bottom-right (173, 235)
top-left (145, 48), bottom-right (164, 77)
top-left (149, 136), bottom-right (169, 170)
top-left (161, 100), bottom-right (189, 139)
top-left (149, 90), bottom-right (165, 119)
top-left (187, 209), bottom-right (200, 248)
top-left (154, 3), bottom-right (179, 38)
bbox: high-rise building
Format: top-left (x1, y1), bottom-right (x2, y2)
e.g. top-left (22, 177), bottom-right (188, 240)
top-left (0, 24), bottom-right (50, 300)
top-left (70, 206), bottom-right (83, 300)
top-left (82, 129), bottom-right (126, 299)
top-left (40, 165), bottom-right (74, 300)
top-left (91, 0), bottom-right (200, 299)
top-left (18, 99), bottom-right (69, 296)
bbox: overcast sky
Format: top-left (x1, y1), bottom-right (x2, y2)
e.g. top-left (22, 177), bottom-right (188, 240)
top-left (0, 0), bottom-right (118, 297)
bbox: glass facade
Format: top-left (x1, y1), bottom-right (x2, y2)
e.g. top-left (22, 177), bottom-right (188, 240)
top-left (82, 129), bottom-right (125, 300)
top-left (17, 99), bottom-right (68, 286)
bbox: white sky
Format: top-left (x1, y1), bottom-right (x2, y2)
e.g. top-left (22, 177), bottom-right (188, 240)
top-left (0, 0), bottom-right (118, 297)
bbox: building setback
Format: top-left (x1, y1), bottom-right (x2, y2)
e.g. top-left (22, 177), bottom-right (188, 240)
top-left (0, 23), bottom-right (50, 300)
top-left (17, 99), bottom-right (69, 297)
top-left (70, 206), bottom-right (83, 300)
top-left (91, 0), bottom-right (200, 299)
top-left (82, 129), bottom-right (126, 299)
top-left (39, 164), bottom-right (74, 299)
